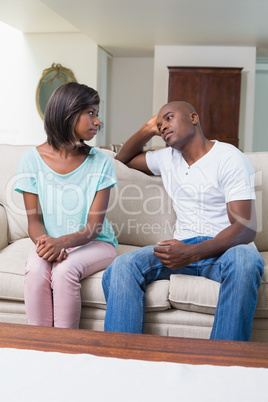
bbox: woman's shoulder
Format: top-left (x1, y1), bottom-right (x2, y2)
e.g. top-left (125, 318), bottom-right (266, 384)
top-left (36, 142), bottom-right (50, 155)
top-left (90, 147), bottom-right (115, 163)
top-left (16, 147), bottom-right (39, 176)
top-left (19, 146), bottom-right (38, 163)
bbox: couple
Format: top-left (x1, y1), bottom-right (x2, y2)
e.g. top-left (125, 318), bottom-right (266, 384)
top-left (16, 82), bottom-right (263, 341)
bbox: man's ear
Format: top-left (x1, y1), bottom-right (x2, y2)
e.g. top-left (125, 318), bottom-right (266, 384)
top-left (190, 112), bottom-right (199, 125)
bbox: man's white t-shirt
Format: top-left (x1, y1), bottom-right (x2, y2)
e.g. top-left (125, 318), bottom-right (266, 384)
top-left (146, 141), bottom-right (255, 241)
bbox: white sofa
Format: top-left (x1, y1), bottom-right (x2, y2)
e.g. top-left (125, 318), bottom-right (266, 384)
top-left (0, 144), bottom-right (267, 341)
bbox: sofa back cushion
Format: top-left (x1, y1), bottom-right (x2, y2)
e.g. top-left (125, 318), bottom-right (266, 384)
top-left (245, 152), bottom-right (268, 252)
top-left (102, 151), bottom-right (176, 247)
top-left (0, 145), bottom-right (31, 243)
top-left (0, 205), bottom-right (8, 250)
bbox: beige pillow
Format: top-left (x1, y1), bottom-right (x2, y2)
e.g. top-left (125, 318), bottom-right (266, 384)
top-left (169, 274), bottom-right (220, 315)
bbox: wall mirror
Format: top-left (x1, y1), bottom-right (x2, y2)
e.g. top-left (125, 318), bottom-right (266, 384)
top-left (36, 63), bottom-right (77, 119)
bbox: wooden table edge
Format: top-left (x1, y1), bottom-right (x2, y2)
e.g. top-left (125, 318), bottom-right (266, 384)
top-left (0, 323), bottom-right (267, 368)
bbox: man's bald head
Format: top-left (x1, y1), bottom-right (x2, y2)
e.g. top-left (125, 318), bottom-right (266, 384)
top-left (158, 101), bottom-right (197, 116)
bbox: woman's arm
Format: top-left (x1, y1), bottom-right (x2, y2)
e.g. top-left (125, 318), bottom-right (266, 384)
top-left (23, 192), bottom-right (46, 243)
top-left (23, 192), bottom-right (66, 262)
top-left (36, 187), bottom-right (111, 262)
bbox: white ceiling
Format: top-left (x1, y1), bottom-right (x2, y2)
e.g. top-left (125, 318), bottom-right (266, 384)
top-left (1, 0), bottom-right (268, 57)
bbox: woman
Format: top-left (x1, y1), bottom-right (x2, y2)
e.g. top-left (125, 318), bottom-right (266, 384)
top-left (15, 82), bottom-right (117, 328)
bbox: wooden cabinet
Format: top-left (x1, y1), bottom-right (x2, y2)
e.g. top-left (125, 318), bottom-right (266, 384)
top-left (168, 67), bottom-right (243, 147)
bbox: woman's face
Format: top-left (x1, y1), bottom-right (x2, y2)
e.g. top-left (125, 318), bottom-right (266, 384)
top-left (74, 105), bottom-right (100, 142)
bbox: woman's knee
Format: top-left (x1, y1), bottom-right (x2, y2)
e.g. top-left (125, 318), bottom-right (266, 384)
top-left (25, 259), bottom-right (52, 290)
top-left (51, 260), bottom-right (85, 292)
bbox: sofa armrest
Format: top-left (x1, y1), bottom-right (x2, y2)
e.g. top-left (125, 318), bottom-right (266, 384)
top-left (0, 204), bottom-right (8, 250)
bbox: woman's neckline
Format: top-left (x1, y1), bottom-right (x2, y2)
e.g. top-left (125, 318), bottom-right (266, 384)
top-left (34, 146), bottom-right (92, 176)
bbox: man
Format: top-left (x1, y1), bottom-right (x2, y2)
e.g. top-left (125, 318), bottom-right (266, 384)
top-left (102, 101), bottom-right (264, 341)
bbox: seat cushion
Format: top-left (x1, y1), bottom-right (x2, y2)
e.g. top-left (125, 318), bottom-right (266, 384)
top-left (2, 238), bottom-right (267, 322)
top-left (81, 243), bottom-right (171, 312)
top-left (0, 238), bottom-right (32, 301)
top-left (169, 274), bottom-right (220, 315)
top-left (81, 270), bottom-right (171, 312)
top-left (255, 251), bottom-right (268, 318)
top-left (169, 252), bottom-right (268, 318)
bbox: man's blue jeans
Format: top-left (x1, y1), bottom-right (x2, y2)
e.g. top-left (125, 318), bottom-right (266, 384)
top-left (102, 237), bottom-right (264, 341)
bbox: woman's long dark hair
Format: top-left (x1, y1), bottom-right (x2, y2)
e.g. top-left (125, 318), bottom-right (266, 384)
top-left (44, 82), bottom-right (100, 154)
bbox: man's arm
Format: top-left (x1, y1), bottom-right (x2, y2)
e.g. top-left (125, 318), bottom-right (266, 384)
top-left (115, 115), bottom-right (160, 174)
top-left (153, 199), bottom-right (257, 269)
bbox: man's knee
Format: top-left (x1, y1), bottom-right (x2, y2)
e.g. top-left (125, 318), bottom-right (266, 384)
top-left (102, 249), bottom-right (150, 295)
top-left (223, 244), bottom-right (264, 278)
top-left (103, 253), bottom-right (137, 284)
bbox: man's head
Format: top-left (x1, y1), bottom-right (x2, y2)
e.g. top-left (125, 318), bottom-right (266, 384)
top-left (156, 101), bottom-right (202, 150)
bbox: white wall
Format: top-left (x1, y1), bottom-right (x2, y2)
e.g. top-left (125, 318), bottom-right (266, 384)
top-left (0, 23), bottom-right (24, 144)
top-left (0, 22), bottom-right (153, 149)
top-left (96, 47), bottom-right (112, 147)
top-left (0, 23), bottom-right (99, 146)
top-left (152, 46), bottom-right (256, 151)
top-left (253, 61), bottom-right (268, 151)
top-left (107, 57), bottom-right (154, 147)
top-left (0, 25), bottom-right (260, 151)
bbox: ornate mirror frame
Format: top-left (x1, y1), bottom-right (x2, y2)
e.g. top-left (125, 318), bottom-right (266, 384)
top-left (36, 63), bottom-right (77, 119)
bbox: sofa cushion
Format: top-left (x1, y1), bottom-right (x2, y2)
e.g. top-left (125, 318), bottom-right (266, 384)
top-left (169, 252), bottom-right (268, 318)
top-left (81, 270), bottom-right (106, 309)
top-left (100, 150), bottom-right (176, 247)
top-left (0, 238), bottom-right (32, 302)
top-left (144, 309), bottom-right (214, 338)
top-left (81, 269), bottom-right (171, 312)
top-left (245, 152), bottom-right (268, 252)
top-left (254, 251), bottom-right (268, 318)
top-left (0, 239), bottom-right (171, 313)
top-left (0, 145), bottom-right (31, 243)
top-left (0, 205), bottom-right (8, 250)
top-left (81, 243), bottom-right (171, 312)
top-left (169, 274), bottom-right (220, 315)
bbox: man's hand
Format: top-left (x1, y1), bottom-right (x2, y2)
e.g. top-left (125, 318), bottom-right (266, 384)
top-left (146, 114), bottom-right (161, 137)
top-left (36, 235), bottom-right (67, 262)
top-left (115, 114), bottom-right (161, 174)
top-left (153, 239), bottom-right (196, 270)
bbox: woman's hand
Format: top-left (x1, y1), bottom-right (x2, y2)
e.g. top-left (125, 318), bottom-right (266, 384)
top-left (36, 235), bottom-right (67, 262)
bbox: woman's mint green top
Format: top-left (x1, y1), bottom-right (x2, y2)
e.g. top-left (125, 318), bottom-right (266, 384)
top-left (14, 147), bottom-right (118, 248)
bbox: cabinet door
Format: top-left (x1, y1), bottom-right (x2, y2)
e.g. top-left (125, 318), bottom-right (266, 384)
top-left (168, 67), bottom-right (242, 147)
